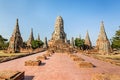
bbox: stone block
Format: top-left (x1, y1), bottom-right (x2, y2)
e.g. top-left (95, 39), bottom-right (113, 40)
top-left (43, 53), bottom-right (51, 57)
top-left (69, 54), bottom-right (78, 58)
top-left (36, 55), bottom-right (47, 61)
top-left (72, 57), bottom-right (84, 61)
top-left (77, 61), bottom-right (95, 68)
top-left (0, 70), bottom-right (24, 80)
top-left (25, 60), bottom-right (41, 66)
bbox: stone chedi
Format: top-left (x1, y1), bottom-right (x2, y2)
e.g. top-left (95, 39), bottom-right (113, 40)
top-left (85, 31), bottom-right (92, 49)
top-left (49, 16), bottom-right (75, 53)
top-left (43, 37), bottom-right (48, 48)
top-left (8, 19), bottom-right (23, 53)
top-left (27, 28), bottom-right (34, 47)
top-left (71, 37), bottom-right (75, 48)
top-left (37, 33), bottom-right (40, 41)
top-left (96, 21), bottom-right (111, 54)
top-left (51, 16), bottom-right (66, 42)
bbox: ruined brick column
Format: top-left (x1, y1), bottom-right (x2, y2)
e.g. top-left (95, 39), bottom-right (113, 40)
top-left (71, 37), bottom-right (75, 48)
top-left (96, 21), bottom-right (111, 54)
top-left (43, 37), bottom-right (48, 49)
top-left (27, 28), bottom-right (34, 47)
top-left (85, 31), bottom-right (92, 49)
top-left (51, 16), bottom-right (66, 42)
top-left (8, 19), bottom-right (23, 53)
top-left (37, 33), bottom-right (40, 41)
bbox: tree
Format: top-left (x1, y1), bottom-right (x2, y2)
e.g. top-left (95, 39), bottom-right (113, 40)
top-left (31, 40), bottom-right (43, 49)
top-left (0, 35), bottom-right (8, 49)
top-left (111, 27), bottom-right (120, 49)
top-left (75, 38), bottom-right (85, 50)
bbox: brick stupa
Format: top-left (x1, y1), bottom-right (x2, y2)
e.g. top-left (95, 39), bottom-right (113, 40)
top-left (51, 16), bottom-right (66, 42)
top-left (96, 21), bottom-right (111, 54)
top-left (85, 31), bottom-right (92, 49)
top-left (8, 19), bottom-right (23, 53)
top-left (49, 16), bottom-right (74, 53)
top-left (27, 28), bottom-right (34, 47)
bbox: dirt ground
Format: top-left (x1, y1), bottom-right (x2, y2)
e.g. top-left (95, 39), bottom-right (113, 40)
top-left (0, 51), bottom-right (120, 80)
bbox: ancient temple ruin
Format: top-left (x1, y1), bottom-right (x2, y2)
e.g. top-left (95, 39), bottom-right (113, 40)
top-left (85, 31), bottom-right (92, 49)
top-left (37, 33), bottom-right (40, 41)
top-left (48, 16), bottom-right (74, 53)
top-left (49, 16), bottom-right (67, 47)
top-left (7, 19), bottom-right (23, 53)
top-left (27, 28), bottom-right (34, 47)
top-left (51, 16), bottom-right (66, 42)
top-left (96, 21), bottom-right (111, 54)
top-left (43, 37), bottom-right (48, 49)
top-left (71, 37), bottom-right (75, 48)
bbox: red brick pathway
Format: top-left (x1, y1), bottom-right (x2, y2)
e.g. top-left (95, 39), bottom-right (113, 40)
top-left (0, 52), bottom-right (119, 80)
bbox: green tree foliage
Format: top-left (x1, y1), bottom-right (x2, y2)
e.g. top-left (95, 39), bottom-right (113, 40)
top-left (111, 27), bottom-right (120, 49)
top-left (31, 40), bottom-right (43, 49)
top-left (75, 38), bottom-right (85, 49)
top-left (0, 35), bottom-right (8, 49)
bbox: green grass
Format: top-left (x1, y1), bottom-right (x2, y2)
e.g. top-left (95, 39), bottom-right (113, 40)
top-left (0, 50), bottom-right (27, 57)
top-left (88, 53), bottom-right (120, 66)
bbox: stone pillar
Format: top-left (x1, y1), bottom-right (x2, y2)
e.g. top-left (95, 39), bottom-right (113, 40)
top-left (43, 37), bottom-right (48, 49)
top-left (71, 37), bottom-right (75, 48)
top-left (38, 33), bottom-right (40, 41)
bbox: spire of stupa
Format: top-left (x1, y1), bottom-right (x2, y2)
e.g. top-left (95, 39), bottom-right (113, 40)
top-left (85, 31), bottom-right (92, 47)
top-left (27, 28), bottom-right (34, 47)
top-left (38, 33), bottom-right (40, 41)
top-left (96, 21), bottom-right (112, 54)
top-left (8, 18), bottom-right (23, 53)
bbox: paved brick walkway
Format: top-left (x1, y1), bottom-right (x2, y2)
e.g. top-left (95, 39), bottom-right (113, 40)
top-left (0, 52), bottom-right (120, 80)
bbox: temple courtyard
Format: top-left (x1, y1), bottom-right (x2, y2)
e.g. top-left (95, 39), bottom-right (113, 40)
top-left (0, 51), bottom-right (120, 80)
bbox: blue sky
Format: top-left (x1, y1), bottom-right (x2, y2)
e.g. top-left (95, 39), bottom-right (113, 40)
top-left (0, 0), bottom-right (120, 45)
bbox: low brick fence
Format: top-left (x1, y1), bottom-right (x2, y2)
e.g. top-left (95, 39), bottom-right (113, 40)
top-left (0, 49), bottom-right (46, 63)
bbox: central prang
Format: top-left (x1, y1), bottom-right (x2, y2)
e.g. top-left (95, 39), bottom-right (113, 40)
top-left (51, 16), bottom-right (66, 42)
top-left (48, 16), bottom-right (74, 53)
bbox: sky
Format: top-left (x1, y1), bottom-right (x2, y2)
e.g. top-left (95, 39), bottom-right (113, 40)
top-left (0, 0), bottom-right (120, 45)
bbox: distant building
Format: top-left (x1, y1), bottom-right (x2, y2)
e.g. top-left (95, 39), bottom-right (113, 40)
top-left (85, 31), bottom-right (92, 49)
top-left (96, 21), bottom-right (112, 54)
top-left (8, 19), bottom-right (23, 53)
top-left (48, 16), bottom-right (74, 53)
top-left (37, 33), bottom-right (40, 41)
top-left (43, 37), bottom-right (48, 49)
top-left (51, 16), bottom-right (66, 42)
top-left (27, 28), bottom-right (34, 47)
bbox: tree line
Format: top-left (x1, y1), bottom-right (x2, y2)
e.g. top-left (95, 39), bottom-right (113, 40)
top-left (75, 27), bottom-right (120, 50)
top-left (0, 27), bottom-right (120, 50)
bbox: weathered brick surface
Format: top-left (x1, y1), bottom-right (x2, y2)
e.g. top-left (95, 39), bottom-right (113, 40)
top-left (36, 55), bottom-right (47, 61)
top-left (77, 61), bottom-right (95, 68)
top-left (0, 70), bottom-right (24, 80)
top-left (25, 60), bottom-right (41, 66)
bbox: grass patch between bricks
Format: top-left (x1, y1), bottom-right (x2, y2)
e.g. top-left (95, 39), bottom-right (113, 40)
top-left (91, 73), bottom-right (120, 80)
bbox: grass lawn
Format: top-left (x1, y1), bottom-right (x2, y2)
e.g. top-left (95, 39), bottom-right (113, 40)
top-left (98, 54), bottom-right (120, 60)
top-left (85, 53), bottom-right (120, 66)
top-left (0, 50), bottom-right (27, 57)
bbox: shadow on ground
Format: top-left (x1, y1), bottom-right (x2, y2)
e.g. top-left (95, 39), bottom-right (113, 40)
top-left (40, 62), bottom-right (46, 66)
top-left (46, 58), bottom-right (50, 60)
top-left (24, 76), bottom-right (34, 80)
